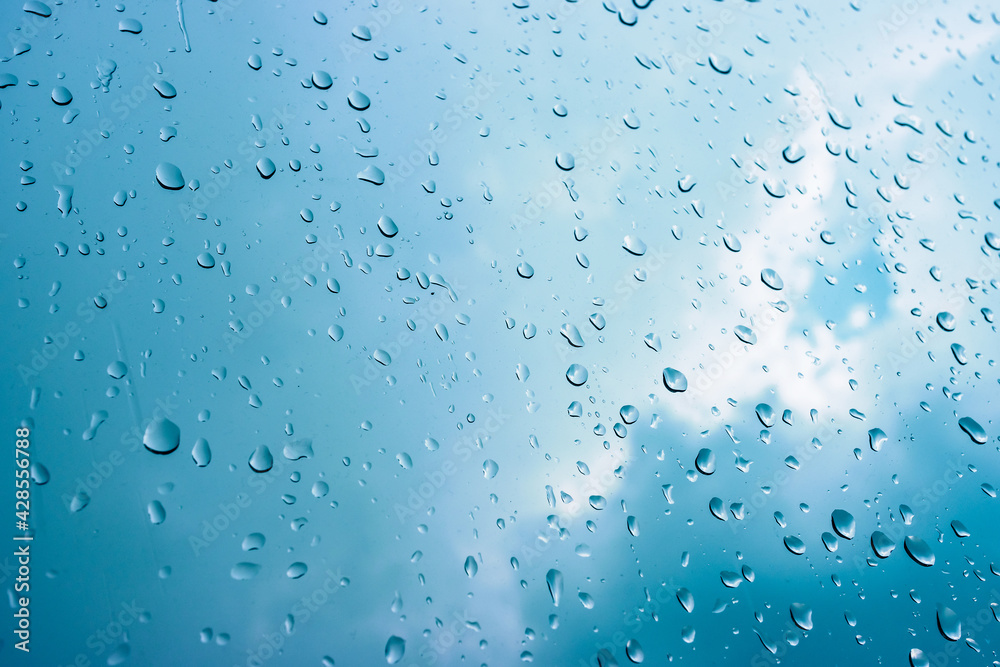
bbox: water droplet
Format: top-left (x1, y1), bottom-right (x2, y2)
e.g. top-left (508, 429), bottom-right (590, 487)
top-left (249, 445), bottom-right (273, 472)
top-left (625, 639), bottom-right (644, 663)
top-left (663, 367), bottom-right (688, 392)
top-left (197, 252), bottom-right (215, 269)
top-left (868, 427), bottom-right (888, 452)
top-left (677, 587), bottom-right (694, 613)
top-left (695, 448), bottom-right (716, 475)
top-left (622, 235), bottom-right (647, 256)
top-left (760, 268), bottom-right (784, 290)
top-left (936, 311), bottom-right (955, 331)
top-left (143, 418), bottom-right (180, 455)
top-left (734, 325), bottom-right (757, 345)
top-left (763, 178), bottom-right (786, 198)
top-left (517, 261), bottom-right (535, 278)
top-left (909, 649), bottom-right (930, 667)
top-left (782, 143), bottom-right (806, 163)
top-left (155, 162), bottom-right (185, 190)
top-left (118, 18), bottom-right (143, 33)
top-left (755, 403), bottom-right (775, 427)
top-left (464, 556), bottom-right (478, 577)
top-left (191, 438), bottom-right (211, 467)
top-left (951, 520), bottom-right (970, 538)
top-left (722, 233), bottom-right (742, 252)
top-left (377, 215), bottom-right (398, 237)
top-left (147, 500), bottom-right (166, 525)
top-left (566, 363), bottom-right (588, 386)
top-left (790, 603), bottom-right (813, 631)
top-left (708, 53), bottom-right (732, 74)
top-left (620, 405), bottom-right (638, 424)
top-left (555, 152), bottom-right (575, 171)
top-left (256, 157), bottom-right (276, 179)
top-left (958, 416), bottom-right (986, 444)
top-left (903, 536), bottom-right (935, 567)
top-left (358, 165), bottom-right (385, 185)
top-left (107, 361), bottom-right (127, 378)
top-left (831, 509), bottom-right (855, 539)
top-left (230, 562), bottom-right (261, 581)
top-left (483, 459), bottom-right (499, 479)
top-left (312, 70), bottom-right (332, 89)
top-left (348, 90), bottom-right (371, 110)
top-left (286, 562), bottom-right (308, 579)
top-left (709, 497), bottom-right (727, 521)
top-left (153, 80), bottom-right (176, 99)
top-left (783, 535), bottom-right (806, 555)
top-left (385, 635), bottom-right (405, 664)
top-left (936, 605), bottom-right (961, 641)
top-left (24, 1), bottom-right (52, 18)
top-left (51, 85), bottom-right (72, 105)
top-left (30, 462), bottom-right (49, 485)
top-left (871, 531), bottom-right (896, 558)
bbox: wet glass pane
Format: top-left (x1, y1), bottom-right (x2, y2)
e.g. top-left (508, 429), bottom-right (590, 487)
top-left (3, 0), bottom-right (1000, 665)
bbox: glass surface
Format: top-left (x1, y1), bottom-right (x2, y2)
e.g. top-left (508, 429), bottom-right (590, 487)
top-left (2, 0), bottom-right (999, 665)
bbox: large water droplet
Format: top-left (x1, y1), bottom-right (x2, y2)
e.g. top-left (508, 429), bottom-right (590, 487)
top-left (51, 85), bottom-right (72, 105)
top-left (153, 80), bottom-right (177, 99)
top-left (831, 509), bottom-right (855, 539)
top-left (147, 500), bottom-right (166, 525)
top-left (958, 416), bottom-right (986, 444)
top-left (871, 531), bottom-right (896, 558)
top-left (384, 635), bottom-right (406, 664)
top-left (663, 367), bottom-right (688, 392)
top-left (755, 403), bottom-right (775, 427)
top-left (256, 157), bottom-right (276, 179)
top-left (555, 152), bottom-right (575, 170)
top-left (231, 562), bottom-right (261, 580)
top-left (783, 535), bottom-right (806, 555)
top-left (936, 605), bottom-right (961, 641)
top-left (903, 536), bottom-right (935, 567)
top-left (909, 649), bottom-right (930, 667)
top-left (143, 418), bottom-right (180, 454)
top-left (760, 268), bottom-right (784, 290)
top-left (358, 165), bottom-right (385, 185)
top-left (677, 588), bottom-right (694, 613)
top-left (695, 448), bottom-right (716, 475)
top-left (118, 18), bottom-right (142, 33)
top-left (155, 162), bottom-right (185, 190)
top-left (249, 445), bottom-right (274, 472)
top-left (377, 215), bottom-right (398, 237)
top-left (625, 639), bottom-right (644, 663)
top-left (561, 324), bottom-right (585, 348)
top-left (566, 363), bottom-right (588, 386)
top-left (546, 568), bottom-right (563, 606)
top-left (312, 70), bottom-right (332, 89)
top-left (790, 603), bottom-right (813, 631)
top-left (464, 555), bottom-right (478, 577)
top-left (191, 438), bottom-right (211, 467)
top-left (622, 235), bottom-right (647, 256)
top-left (868, 427), bottom-right (888, 452)
top-left (348, 90), bottom-right (371, 110)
